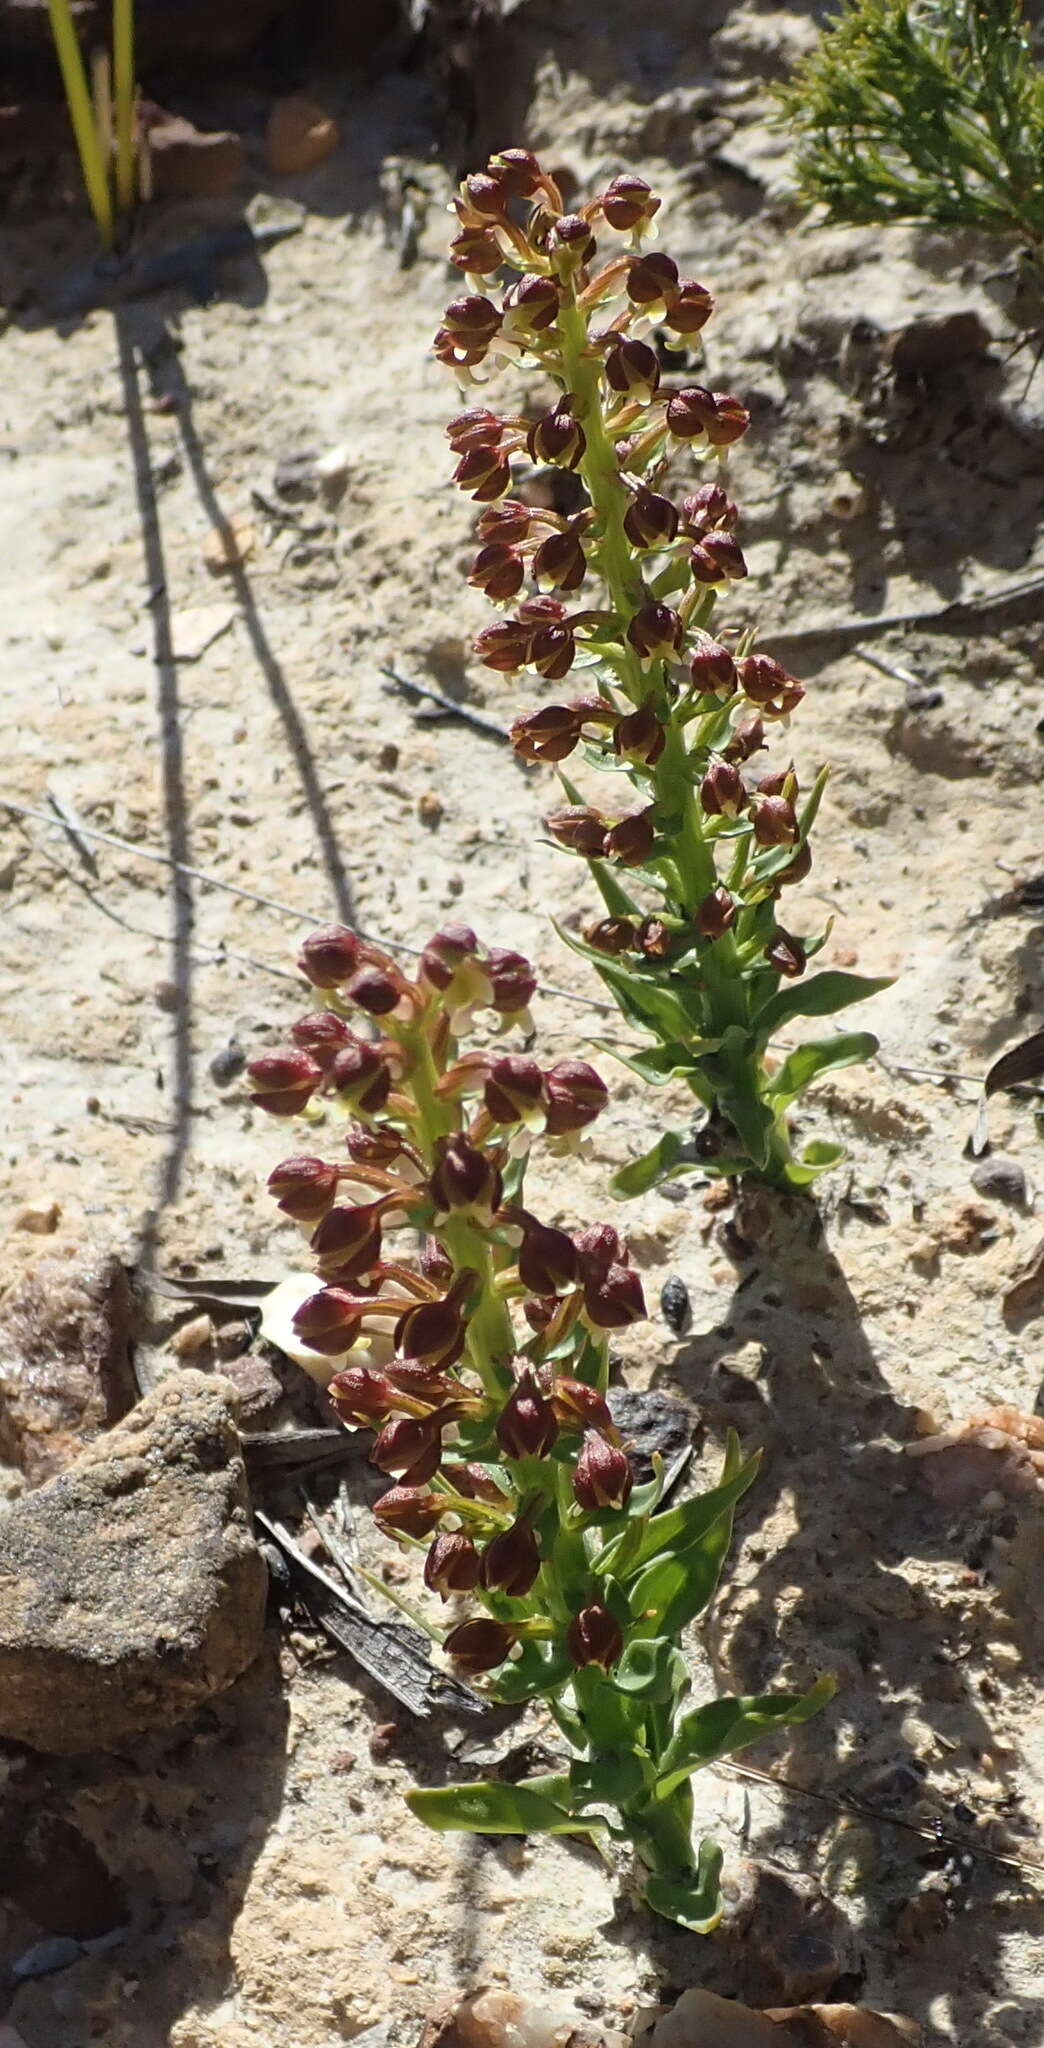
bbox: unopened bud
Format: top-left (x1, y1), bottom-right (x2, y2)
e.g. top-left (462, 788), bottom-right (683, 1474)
top-left (518, 1216), bottom-right (579, 1294)
top-left (751, 794), bottom-right (798, 847)
top-left (546, 805), bottom-right (609, 856)
top-left (444, 1617), bottom-right (516, 1674)
top-left (584, 914), bottom-right (638, 956)
top-left (430, 1134), bottom-right (502, 1218)
top-left (604, 336), bottom-right (660, 401)
top-left (311, 1200), bottom-right (385, 1280)
top-left (574, 1430), bottom-right (634, 1510)
top-left (695, 886), bottom-right (737, 939)
top-left (298, 924), bottom-right (360, 987)
top-left (601, 173), bottom-right (661, 231)
top-left (548, 212), bottom-right (597, 265)
top-left (373, 1485), bottom-right (445, 1537)
top-left (469, 541), bottom-right (525, 601)
top-left (551, 1378), bottom-right (614, 1433)
top-left (345, 965), bottom-right (406, 1016)
top-left (347, 1125), bottom-right (407, 1167)
top-left (664, 278), bottom-right (714, 335)
top-left (626, 251), bottom-right (678, 307)
top-left (623, 485), bottom-right (679, 550)
top-left (626, 601), bottom-right (682, 664)
top-left (527, 400), bottom-right (586, 470)
top-left (485, 1054), bottom-right (544, 1124)
top-left (487, 947), bottom-right (537, 1018)
top-left (328, 1365), bottom-right (397, 1425)
top-left (372, 1412), bottom-right (443, 1483)
top-left (567, 1603), bottom-right (623, 1670)
top-left (480, 1515), bottom-right (541, 1596)
top-left (689, 640), bottom-right (737, 697)
top-left (765, 927), bottom-right (807, 978)
top-left (477, 498), bottom-right (534, 545)
top-left (583, 1260), bottom-right (646, 1329)
top-left (544, 1058), bottom-right (608, 1135)
top-left (267, 1155), bottom-right (339, 1224)
top-left (291, 1011), bottom-right (353, 1070)
top-left (510, 702), bottom-right (583, 763)
top-left (723, 714), bottom-right (766, 764)
top-left (446, 407), bottom-right (503, 453)
top-left (424, 1531), bottom-right (481, 1599)
top-left (395, 1277), bottom-right (471, 1372)
top-left (614, 700), bottom-right (666, 765)
top-left (463, 171), bottom-right (509, 217)
top-left (689, 531), bottom-right (747, 584)
top-left (496, 1365), bottom-right (558, 1459)
top-left (247, 1050), bottom-right (322, 1117)
top-left (700, 756), bottom-right (744, 818)
top-left (603, 806), bottom-right (657, 865)
top-left (292, 1286), bottom-right (363, 1356)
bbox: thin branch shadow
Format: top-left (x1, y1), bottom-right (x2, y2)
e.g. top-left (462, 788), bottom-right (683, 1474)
top-left (115, 312), bottom-right (194, 1266)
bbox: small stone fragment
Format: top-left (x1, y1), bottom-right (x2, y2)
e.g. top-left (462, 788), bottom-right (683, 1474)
top-left (970, 1154), bottom-right (1027, 1206)
top-left (0, 1242), bottom-right (136, 1485)
top-left (171, 1312), bottom-right (213, 1358)
top-left (203, 517), bottom-right (256, 574)
top-left (13, 1200), bottom-right (61, 1235)
top-left (142, 107), bottom-right (245, 199)
top-left (887, 310), bottom-right (991, 378)
top-left (0, 1370), bottom-right (266, 1752)
top-left (419, 1991), bottom-right (627, 2048)
top-left (659, 1273), bottom-right (690, 1333)
top-left (715, 1859), bottom-right (854, 2004)
top-left (209, 1040), bottom-right (246, 1087)
top-left (418, 792), bottom-right (444, 828)
top-left (265, 96), bottom-right (340, 177)
top-left (607, 1386), bottom-right (695, 1483)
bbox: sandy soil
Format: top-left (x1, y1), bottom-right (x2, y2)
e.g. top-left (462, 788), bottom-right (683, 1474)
top-left (1, 3), bottom-right (1043, 2043)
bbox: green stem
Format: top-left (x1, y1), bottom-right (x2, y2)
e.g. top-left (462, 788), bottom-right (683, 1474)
top-left (47, 0), bottom-right (115, 247)
top-left (112, 0), bottom-right (136, 214)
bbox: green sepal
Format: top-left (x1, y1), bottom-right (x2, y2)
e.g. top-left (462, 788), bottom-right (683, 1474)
top-left (769, 1031), bottom-right (879, 1105)
top-left (407, 1774), bottom-right (598, 1837)
top-left (609, 1128), bottom-right (689, 1198)
top-left (753, 971), bottom-right (893, 1040)
top-left (614, 1634), bottom-right (691, 1703)
top-left (642, 1840), bottom-right (724, 1933)
top-left (655, 1673), bottom-right (837, 1798)
top-left (568, 1750), bottom-right (649, 1808)
top-left (595, 1434), bottom-right (759, 1578)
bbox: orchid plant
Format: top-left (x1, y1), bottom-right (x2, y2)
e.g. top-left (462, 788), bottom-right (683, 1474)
top-left (436, 150), bottom-right (891, 1192)
top-left (248, 922), bottom-right (832, 1932)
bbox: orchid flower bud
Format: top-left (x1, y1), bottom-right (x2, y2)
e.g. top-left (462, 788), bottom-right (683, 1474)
top-left (476, 498), bottom-right (535, 545)
top-left (529, 619), bottom-right (577, 680)
top-left (419, 923), bottom-right (481, 992)
top-left (344, 965), bottom-right (408, 1017)
top-left (575, 1223), bottom-right (624, 1277)
top-left (247, 1051), bottom-right (322, 1117)
top-left (667, 388), bottom-right (750, 446)
top-left (532, 522), bottom-right (588, 593)
top-left (584, 914), bottom-right (639, 955)
top-left (444, 1462), bottom-right (511, 1506)
top-left (548, 212), bottom-right (597, 267)
top-left (510, 703), bottom-right (584, 763)
top-left (723, 714), bottom-right (766, 763)
top-left (603, 806), bottom-right (657, 865)
top-left (704, 392), bottom-right (750, 447)
top-left (425, 1532), bottom-right (481, 1599)
top-left (292, 1286), bottom-right (364, 1357)
top-left (527, 400), bottom-right (586, 470)
top-left (567, 1603), bottom-right (623, 1670)
top-left (347, 1125), bottom-right (410, 1168)
top-left (330, 1040), bottom-right (392, 1113)
top-left (430, 1134), bottom-right (503, 1221)
top-left (583, 1261), bottom-right (646, 1329)
top-left (737, 653), bottom-right (804, 718)
top-left (689, 531), bottom-right (747, 585)
top-left (267, 1155), bottom-right (339, 1224)
top-left (469, 541), bottom-right (525, 601)
top-left (489, 147), bottom-right (544, 197)
top-left (328, 1365), bottom-right (398, 1426)
top-left (480, 1514), bottom-right (541, 1596)
top-left (484, 1054), bottom-right (544, 1125)
top-left (502, 274), bottom-right (561, 334)
top-left (682, 483), bottom-right (737, 534)
top-left (700, 757), bottom-right (744, 819)
top-left (695, 886), bottom-right (737, 940)
top-left (626, 602), bottom-right (682, 665)
top-left (446, 407), bottom-right (504, 452)
top-left (776, 841), bottom-right (813, 887)
top-left (689, 640), bottom-right (737, 697)
top-left (290, 1011), bottom-right (353, 1070)
top-left (395, 1272), bottom-right (473, 1371)
top-left (298, 924), bottom-right (360, 988)
top-left (311, 1200), bottom-right (386, 1281)
top-left (371, 1412), bottom-right (444, 1482)
top-left (664, 278), bottom-right (714, 334)
top-left (496, 1365), bottom-right (558, 1459)
top-left (449, 225), bottom-right (503, 272)
top-left (373, 1486), bottom-right (445, 1537)
top-left (765, 927), bottom-right (807, 978)
top-left (517, 1216), bottom-right (579, 1294)
top-left (626, 251), bottom-right (678, 310)
top-left (623, 485), bottom-right (679, 550)
top-left (462, 171), bottom-right (509, 217)
top-left (600, 173), bottom-right (661, 231)
top-left (486, 947), bottom-right (537, 1022)
top-left (604, 336), bottom-right (660, 402)
top-left (614, 700), bottom-right (666, 766)
top-left (573, 1430), bottom-right (634, 1510)
top-left (444, 1618), bottom-right (516, 1674)
top-left (546, 805), bottom-right (610, 856)
top-left (474, 618), bottom-right (533, 672)
top-left (453, 446), bottom-right (511, 502)
top-left (544, 1059), bottom-right (608, 1134)
top-left (638, 915), bottom-right (671, 958)
top-left (751, 794), bottom-right (799, 848)
top-left (442, 295), bottom-right (503, 353)
top-left (551, 1379), bottom-right (615, 1433)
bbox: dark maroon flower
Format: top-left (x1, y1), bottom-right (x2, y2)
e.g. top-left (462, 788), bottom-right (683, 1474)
top-left (546, 805), bottom-right (609, 856)
top-left (626, 251), bottom-right (678, 305)
top-left (444, 1618), bottom-right (516, 1674)
top-left (664, 278), bottom-right (714, 334)
top-left (328, 1365), bottom-right (398, 1426)
top-left (603, 806), bottom-right (657, 866)
top-left (529, 619), bottom-right (577, 681)
top-left (543, 1059), bottom-right (609, 1135)
top-left (532, 522), bottom-right (587, 593)
top-left (623, 486), bottom-right (679, 550)
top-left (442, 295), bottom-right (502, 352)
top-left (517, 1216), bottom-right (579, 1295)
top-left (311, 1200), bottom-right (386, 1281)
top-left (600, 173), bottom-right (661, 231)
top-left (371, 1412), bottom-right (444, 1483)
top-left (298, 924), bottom-right (360, 988)
top-left (736, 653), bottom-right (805, 718)
top-left (548, 212), bottom-right (597, 264)
top-left (267, 1155), bottom-right (339, 1224)
top-left (765, 927), bottom-right (807, 978)
top-left (604, 336), bottom-right (660, 401)
top-left (626, 602), bottom-right (682, 663)
top-left (480, 1515), bottom-right (541, 1596)
top-left (614, 700), bottom-right (665, 766)
top-left (469, 541), bottom-right (525, 601)
top-left (430, 1134), bottom-right (502, 1218)
top-left (550, 1379), bottom-right (615, 1434)
top-left (573, 1431), bottom-right (634, 1510)
top-left (449, 226), bottom-right (503, 273)
top-left (395, 1274), bottom-right (473, 1372)
top-left (293, 1286), bottom-right (365, 1357)
top-left (419, 923), bottom-right (480, 992)
top-left (487, 947), bottom-right (537, 1017)
top-left (496, 1365), bottom-right (558, 1459)
top-left (567, 1603), bottom-right (623, 1670)
top-left (682, 483), bottom-right (737, 534)
top-left (583, 1261), bottom-right (646, 1329)
top-left (453, 446), bottom-right (511, 502)
top-left (502, 274), bottom-right (561, 333)
top-left (484, 1054), bottom-right (544, 1124)
top-left (330, 1039), bottom-right (393, 1113)
top-left (373, 1486), bottom-right (445, 1537)
top-left (476, 498), bottom-right (534, 545)
top-left (695, 886), bottom-right (737, 940)
top-left (689, 640), bottom-right (737, 697)
top-left (247, 1051), bottom-right (321, 1117)
top-left (751, 794), bottom-right (798, 848)
top-left (290, 1011), bottom-right (353, 1070)
top-left (689, 531), bottom-right (747, 585)
top-left (527, 400), bottom-right (586, 470)
top-left (425, 1532), bottom-right (481, 1599)
top-left (510, 703), bottom-right (583, 763)
top-left (474, 618), bottom-right (533, 672)
top-left (699, 757), bottom-right (745, 819)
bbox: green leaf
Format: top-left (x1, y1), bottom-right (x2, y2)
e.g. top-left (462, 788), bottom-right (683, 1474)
top-left (753, 972), bottom-right (892, 1040)
top-left (642, 1840), bottom-right (724, 1933)
top-left (407, 1775), bottom-right (596, 1837)
top-left (569, 1751), bottom-right (648, 1808)
top-left (572, 1662), bottom-right (645, 1746)
top-left (489, 1642), bottom-right (574, 1704)
top-left (592, 1038), bottom-right (721, 1087)
top-left (615, 1635), bottom-right (690, 1703)
top-left (784, 1137), bottom-right (847, 1187)
top-left (656, 1675), bottom-right (837, 1798)
top-left (609, 1128), bottom-right (690, 1199)
top-left (554, 922), bottom-right (698, 1042)
top-left (770, 1032), bottom-right (879, 1104)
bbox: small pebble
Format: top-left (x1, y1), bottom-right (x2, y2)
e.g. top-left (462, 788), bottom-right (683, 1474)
top-left (970, 1154), bottom-right (1027, 1206)
top-left (378, 742), bottom-right (399, 771)
top-left (172, 1313), bottom-right (213, 1358)
top-left (418, 792), bottom-right (444, 828)
top-left (209, 1041), bottom-right (246, 1087)
top-left (14, 1200), bottom-right (61, 1235)
top-left (154, 980), bottom-right (182, 1013)
top-left (659, 1274), bottom-right (690, 1333)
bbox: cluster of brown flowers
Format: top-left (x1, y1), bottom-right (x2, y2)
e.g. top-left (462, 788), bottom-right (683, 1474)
top-left (248, 921), bottom-right (646, 1679)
